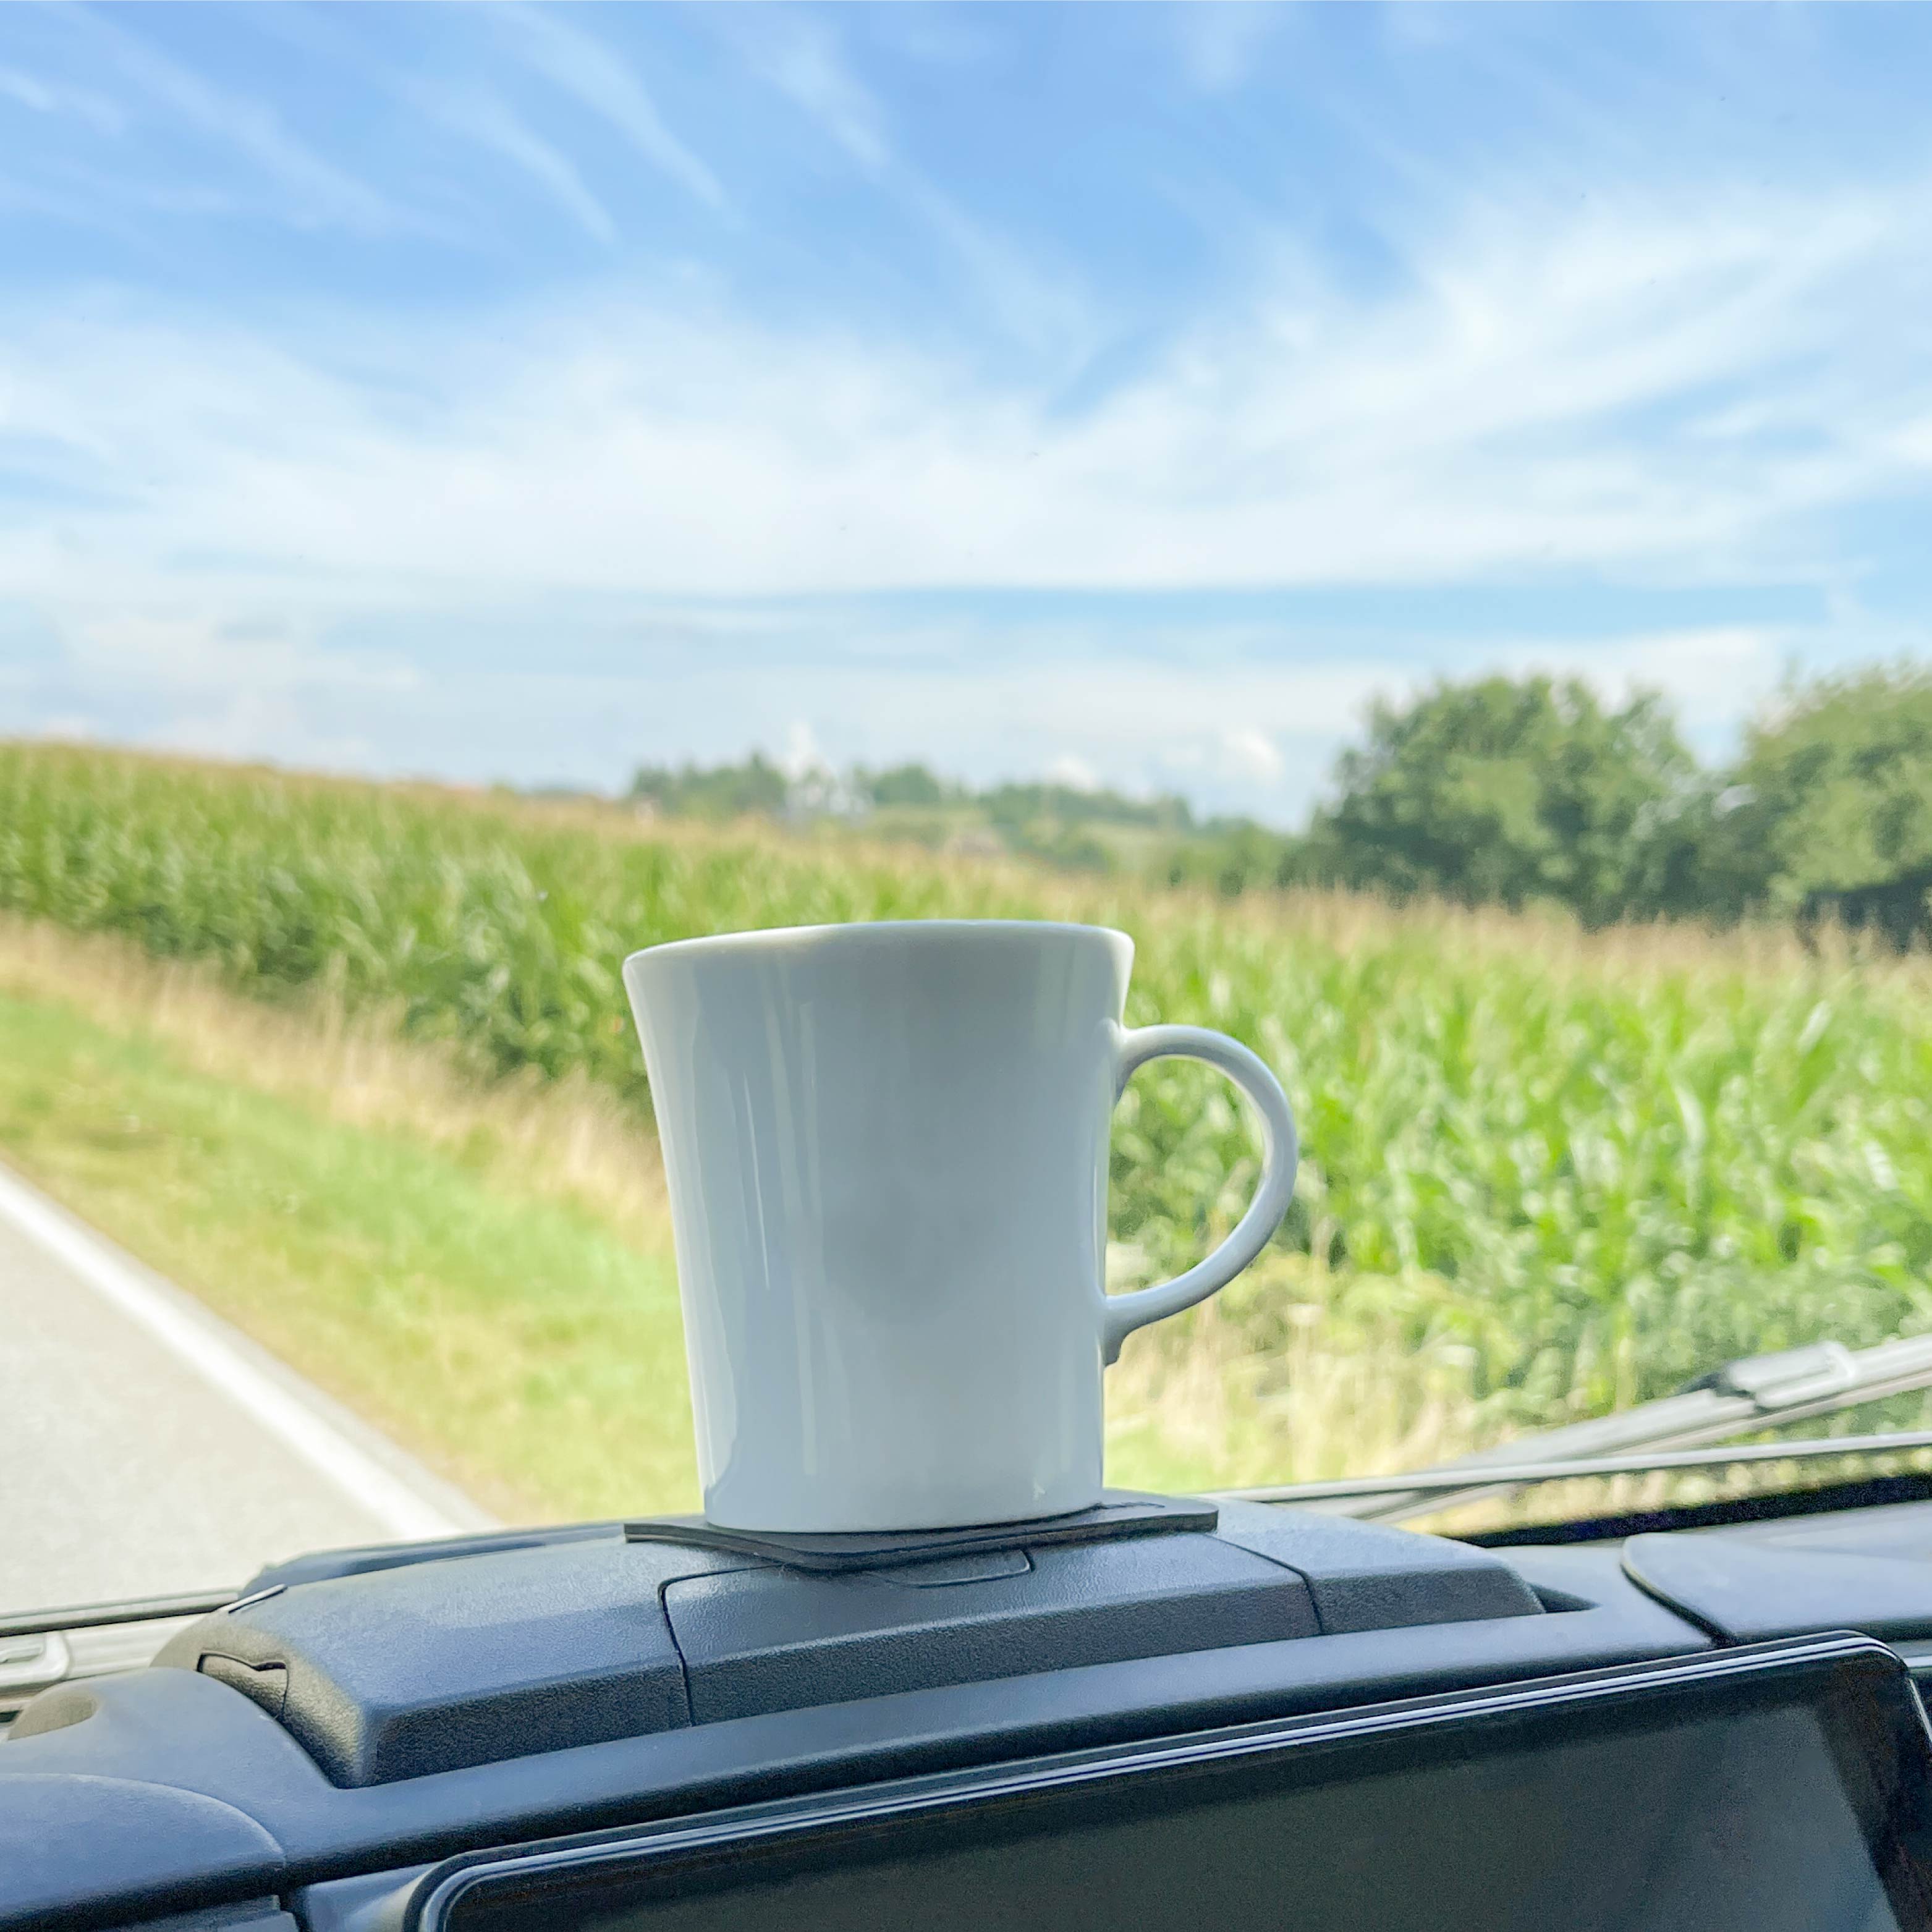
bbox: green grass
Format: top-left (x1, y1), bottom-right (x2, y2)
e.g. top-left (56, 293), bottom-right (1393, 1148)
top-left (7, 739), bottom-right (1932, 1437)
top-left (0, 981), bottom-right (696, 1522)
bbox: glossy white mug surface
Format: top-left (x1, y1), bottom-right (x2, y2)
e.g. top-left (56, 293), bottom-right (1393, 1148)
top-left (623, 920), bottom-right (1297, 1532)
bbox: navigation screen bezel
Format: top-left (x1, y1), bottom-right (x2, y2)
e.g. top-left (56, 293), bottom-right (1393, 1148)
top-left (407, 1633), bottom-right (1932, 1932)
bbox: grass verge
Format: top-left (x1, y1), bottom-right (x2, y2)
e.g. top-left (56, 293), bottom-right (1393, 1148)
top-left (0, 926), bottom-right (693, 1523)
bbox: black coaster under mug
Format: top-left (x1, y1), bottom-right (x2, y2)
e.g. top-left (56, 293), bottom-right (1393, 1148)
top-left (624, 1489), bottom-right (1218, 1574)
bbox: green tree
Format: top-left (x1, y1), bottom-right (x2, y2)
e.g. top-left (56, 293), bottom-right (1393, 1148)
top-left (1727, 664), bottom-right (1932, 910)
top-left (627, 754), bottom-right (788, 819)
top-left (1313, 676), bottom-right (1701, 926)
top-left (859, 763), bottom-right (950, 808)
top-left (980, 782), bottom-right (1193, 833)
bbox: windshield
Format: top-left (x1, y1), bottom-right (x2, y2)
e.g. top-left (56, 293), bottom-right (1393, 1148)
top-left (4, 3), bottom-right (1932, 1619)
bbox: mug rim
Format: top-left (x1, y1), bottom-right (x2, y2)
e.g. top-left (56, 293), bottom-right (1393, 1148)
top-left (624, 918), bottom-right (1132, 972)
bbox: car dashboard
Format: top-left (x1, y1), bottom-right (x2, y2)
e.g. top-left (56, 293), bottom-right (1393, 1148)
top-left (9, 1490), bottom-right (1932, 1931)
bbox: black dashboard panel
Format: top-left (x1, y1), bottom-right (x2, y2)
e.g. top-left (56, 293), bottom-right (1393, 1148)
top-left (1623, 1498), bottom-right (1932, 1643)
top-left (152, 1537), bottom-right (706, 1786)
top-left (13, 1494), bottom-right (1929, 1932)
top-left (386, 1637), bottom-right (1932, 1932)
top-left (0, 1770), bottom-right (286, 1930)
top-left (1, 1503), bottom-right (1709, 1930)
top-left (659, 1535), bottom-right (1320, 1726)
top-left (145, 1499), bottom-right (1538, 1789)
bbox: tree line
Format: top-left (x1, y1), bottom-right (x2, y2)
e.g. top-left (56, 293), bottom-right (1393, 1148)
top-left (1266, 661), bottom-right (1932, 937)
top-left (629, 661), bottom-right (1932, 940)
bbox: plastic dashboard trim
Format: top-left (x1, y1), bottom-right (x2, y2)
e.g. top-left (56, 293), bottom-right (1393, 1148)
top-left (4, 1544), bottom-right (1707, 1929)
top-left (392, 1633), bottom-right (1918, 1932)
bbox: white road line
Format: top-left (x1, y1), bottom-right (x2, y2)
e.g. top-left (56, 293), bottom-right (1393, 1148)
top-left (0, 1161), bottom-right (476, 1543)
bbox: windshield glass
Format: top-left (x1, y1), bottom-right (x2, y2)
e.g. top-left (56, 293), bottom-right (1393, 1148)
top-left (4, 3), bottom-right (1932, 1617)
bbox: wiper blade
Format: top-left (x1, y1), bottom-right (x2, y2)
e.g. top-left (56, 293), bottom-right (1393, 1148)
top-left (0, 1588), bottom-right (237, 1642)
top-left (1217, 1426), bottom-right (1932, 1507)
top-left (1229, 1331), bottom-right (1932, 1523)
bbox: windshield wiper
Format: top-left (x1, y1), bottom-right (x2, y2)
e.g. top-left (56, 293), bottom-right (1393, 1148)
top-left (0, 1590), bottom-right (239, 1642)
top-left (1219, 1426), bottom-right (1932, 1508)
top-left (1221, 1332), bottom-right (1932, 1522)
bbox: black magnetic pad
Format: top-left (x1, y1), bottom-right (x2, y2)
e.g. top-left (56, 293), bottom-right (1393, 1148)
top-left (623, 1490), bottom-right (1218, 1573)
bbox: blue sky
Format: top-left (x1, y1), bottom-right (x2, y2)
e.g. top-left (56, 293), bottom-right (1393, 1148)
top-left (3, 3), bottom-right (1931, 822)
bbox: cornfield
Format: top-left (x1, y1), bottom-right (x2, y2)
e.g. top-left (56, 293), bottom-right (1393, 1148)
top-left (7, 739), bottom-right (1932, 1437)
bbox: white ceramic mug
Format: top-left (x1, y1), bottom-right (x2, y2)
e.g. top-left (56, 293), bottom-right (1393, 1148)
top-left (623, 920), bottom-right (1297, 1532)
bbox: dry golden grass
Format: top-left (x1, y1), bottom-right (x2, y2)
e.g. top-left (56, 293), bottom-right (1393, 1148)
top-left (1104, 1264), bottom-right (1495, 1492)
top-left (0, 913), bottom-right (674, 1259)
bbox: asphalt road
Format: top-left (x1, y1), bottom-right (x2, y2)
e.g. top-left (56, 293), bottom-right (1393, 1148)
top-left (0, 1162), bottom-right (493, 1618)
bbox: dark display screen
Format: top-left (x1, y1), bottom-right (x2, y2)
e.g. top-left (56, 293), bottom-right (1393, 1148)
top-left (426, 1643), bottom-right (1932, 1932)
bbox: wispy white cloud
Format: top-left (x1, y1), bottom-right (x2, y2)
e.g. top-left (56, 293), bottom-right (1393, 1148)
top-left (66, 9), bottom-right (399, 234)
top-left (0, 64), bottom-right (124, 133)
top-left (56, 609), bottom-right (417, 701)
top-left (1046, 753), bottom-right (1101, 791)
top-left (500, 6), bottom-right (726, 211)
top-left (4, 169), bottom-right (1925, 611)
top-left (724, 12), bottom-right (1090, 358)
top-left (1221, 727), bottom-right (1286, 784)
top-left (32, 608), bottom-right (417, 775)
top-left (415, 86), bottom-right (617, 244)
top-left (1176, 4), bottom-right (1282, 93)
top-left (745, 12), bottom-right (893, 172)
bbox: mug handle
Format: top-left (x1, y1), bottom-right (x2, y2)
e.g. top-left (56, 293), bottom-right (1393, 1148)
top-left (1101, 1025), bottom-right (1299, 1366)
